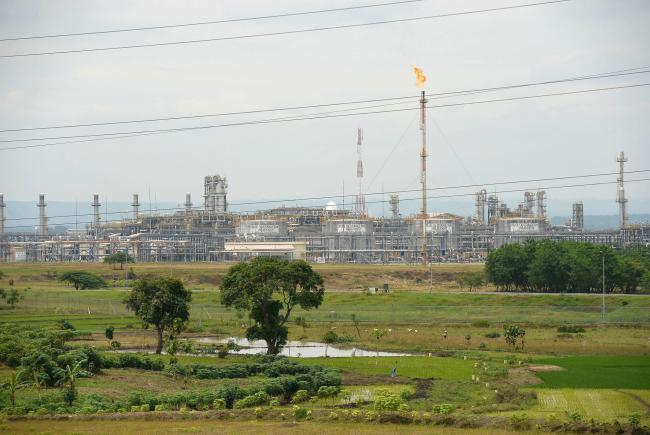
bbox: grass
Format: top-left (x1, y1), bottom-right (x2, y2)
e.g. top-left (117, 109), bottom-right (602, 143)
top-left (523, 388), bottom-right (650, 423)
top-left (0, 419), bottom-right (522, 435)
top-left (293, 356), bottom-right (473, 380)
top-left (533, 356), bottom-right (650, 389)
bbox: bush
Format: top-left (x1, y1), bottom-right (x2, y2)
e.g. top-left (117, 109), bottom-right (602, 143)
top-left (373, 389), bottom-right (406, 412)
top-left (292, 405), bottom-right (309, 420)
top-left (557, 325), bottom-right (586, 333)
top-left (290, 390), bottom-right (310, 404)
top-left (212, 398), bottom-right (226, 410)
top-left (432, 403), bottom-right (454, 414)
top-left (234, 391), bottom-right (270, 409)
top-left (56, 319), bottom-right (76, 331)
top-left (484, 332), bottom-right (500, 338)
top-left (509, 413), bottom-right (530, 430)
top-left (317, 385), bottom-right (339, 398)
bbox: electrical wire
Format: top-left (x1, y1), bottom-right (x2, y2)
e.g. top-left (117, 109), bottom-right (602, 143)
top-left (0, 0), bottom-right (428, 42)
top-left (1, 82), bottom-right (648, 149)
top-left (0, 1), bottom-right (571, 58)
top-left (1, 66), bottom-right (647, 134)
top-left (3, 170), bottom-right (648, 224)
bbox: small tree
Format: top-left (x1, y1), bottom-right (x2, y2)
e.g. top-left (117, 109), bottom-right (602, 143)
top-left (322, 330), bottom-right (339, 357)
top-left (351, 313), bottom-right (361, 338)
top-left (503, 324), bottom-right (526, 350)
top-left (124, 278), bottom-right (192, 354)
top-left (105, 325), bottom-right (115, 349)
top-left (103, 252), bottom-right (135, 270)
top-left (220, 257), bottom-right (324, 355)
top-left (2, 370), bottom-right (28, 406)
top-left (465, 333), bottom-right (472, 348)
top-left (371, 328), bottom-right (389, 364)
top-left (59, 271), bottom-right (107, 290)
top-left (61, 359), bottom-right (88, 406)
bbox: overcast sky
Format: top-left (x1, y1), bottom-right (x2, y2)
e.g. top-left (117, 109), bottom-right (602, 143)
top-left (1, 0), bottom-right (649, 217)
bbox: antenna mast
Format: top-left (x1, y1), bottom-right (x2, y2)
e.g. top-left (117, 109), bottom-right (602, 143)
top-left (354, 128), bottom-right (367, 216)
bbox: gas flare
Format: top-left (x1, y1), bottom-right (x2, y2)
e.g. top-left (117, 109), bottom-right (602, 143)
top-left (412, 66), bottom-right (426, 89)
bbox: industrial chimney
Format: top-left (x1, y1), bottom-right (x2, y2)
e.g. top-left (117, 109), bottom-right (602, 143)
top-left (37, 193), bottom-right (47, 235)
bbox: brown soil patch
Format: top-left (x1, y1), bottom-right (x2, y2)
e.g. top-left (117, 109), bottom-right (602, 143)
top-left (527, 364), bottom-right (564, 372)
top-left (508, 368), bottom-right (543, 386)
top-left (341, 371), bottom-right (411, 385)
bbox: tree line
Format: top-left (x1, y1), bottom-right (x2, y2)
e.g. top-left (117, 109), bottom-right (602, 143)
top-left (485, 240), bottom-right (650, 293)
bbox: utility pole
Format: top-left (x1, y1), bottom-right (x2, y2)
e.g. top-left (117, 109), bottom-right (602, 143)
top-left (602, 252), bottom-right (606, 322)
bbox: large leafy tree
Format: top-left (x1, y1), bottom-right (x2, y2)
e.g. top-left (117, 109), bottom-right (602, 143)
top-left (103, 252), bottom-right (135, 270)
top-left (124, 278), bottom-right (192, 354)
top-left (220, 257), bottom-right (324, 355)
top-left (59, 271), bottom-right (107, 290)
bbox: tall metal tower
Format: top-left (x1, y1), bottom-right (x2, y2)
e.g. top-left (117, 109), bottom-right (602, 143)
top-left (389, 194), bottom-right (400, 219)
top-left (419, 90), bottom-right (428, 264)
top-left (131, 194), bottom-right (140, 220)
top-left (185, 192), bottom-right (193, 213)
top-left (616, 151), bottom-right (628, 229)
top-left (92, 193), bottom-right (101, 235)
top-left (0, 193), bottom-right (5, 236)
top-left (353, 128), bottom-right (367, 216)
top-left (37, 193), bottom-right (47, 235)
top-left (536, 191), bottom-right (546, 219)
top-left (475, 190), bottom-right (487, 224)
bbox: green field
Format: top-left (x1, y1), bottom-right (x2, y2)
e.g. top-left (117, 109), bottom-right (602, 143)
top-left (527, 389), bottom-right (649, 421)
top-left (533, 356), bottom-right (650, 389)
top-left (2, 262), bottom-right (650, 432)
top-left (294, 356), bottom-right (474, 379)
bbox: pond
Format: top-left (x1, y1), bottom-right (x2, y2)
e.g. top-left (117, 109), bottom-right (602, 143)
top-left (195, 336), bottom-right (412, 358)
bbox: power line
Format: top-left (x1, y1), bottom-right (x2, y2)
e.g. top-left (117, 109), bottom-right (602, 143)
top-left (4, 177), bottom-right (649, 230)
top-left (4, 169), bottom-right (648, 223)
top-left (0, 0), bottom-right (427, 42)
top-left (0, 1), bottom-right (571, 58)
top-left (2, 66), bottom-right (648, 134)
top-left (1, 81), bottom-right (648, 149)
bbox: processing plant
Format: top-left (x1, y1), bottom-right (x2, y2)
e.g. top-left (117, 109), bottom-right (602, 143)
top-left (0, 151), bottom-right (648, 264)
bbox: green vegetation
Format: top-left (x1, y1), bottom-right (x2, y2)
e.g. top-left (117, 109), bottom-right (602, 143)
top-left (59, 271), bottom-right (107, 290)
top-left (221, 257), bottom-right (325, 354)
top-left (486, 241), bottom-right (649, 293)
top-left (124, 277), bottom-right (192, 354)
top-left (534, 356), bottom-right (650, 389)
top-left (103, 252), bottom-right (135, 269)
top-left (1, 261), bottom-right (650, 432)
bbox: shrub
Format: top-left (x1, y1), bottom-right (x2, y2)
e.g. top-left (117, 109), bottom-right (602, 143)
top-left (484, 332), bottom-right (500, 338)
top-left (234, 391), bottom-right (270, 409)
top-left (373, 389), bottom-right (406, 412)
top-left (432, 404), bottom-right (454, 414)
top-left (56, 319), bottom-right (76, 331)
top-left (292, 406), bottom-right (309, 420)
top-left (628, 413), bottom-right (640, 428)
top-left (317, 385), bottom-right (339, 398)
top-left (290, 390), bottom-right (310, 404)
top-left (212, 398), bottom-right (226, 410)
top-left (509, 413), bottom-right (530, 430)
top-left (557, 325), bottom-right (586, 333)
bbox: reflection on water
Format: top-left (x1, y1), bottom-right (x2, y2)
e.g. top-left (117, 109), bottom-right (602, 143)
top-left (196, 336), bottom-right (411, 358)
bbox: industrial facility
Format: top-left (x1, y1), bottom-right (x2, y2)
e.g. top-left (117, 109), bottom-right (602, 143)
top-left (0, 150), bottom-right (647, 264)
top-left (0, 74), bottom-right (647, 264)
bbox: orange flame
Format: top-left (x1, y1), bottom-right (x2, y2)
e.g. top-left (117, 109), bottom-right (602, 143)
top-left (412, 66), bottom-right (426, 89)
